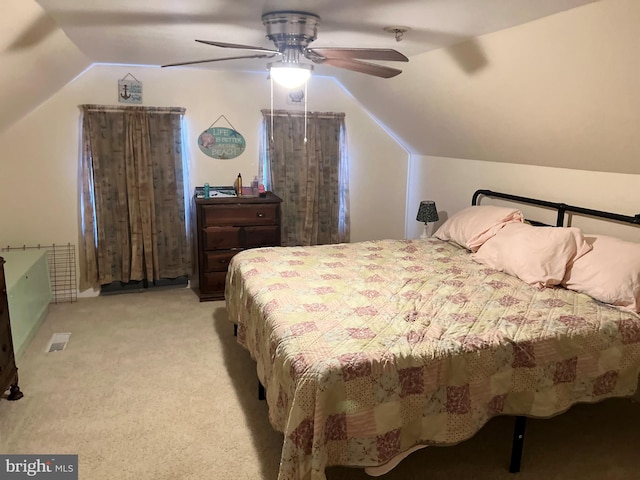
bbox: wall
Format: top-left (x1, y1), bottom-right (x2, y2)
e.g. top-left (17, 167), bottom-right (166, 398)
top-left (0, 0), bottom-right (90, 135)
top-left (337, 0), bottom-right (640, 175)
top-left (0, 64), bottom-right (408, 281)
top-left (407, 154), bottom-right (640, 242)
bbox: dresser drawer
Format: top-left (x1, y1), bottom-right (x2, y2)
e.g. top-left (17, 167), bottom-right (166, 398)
top-left (202, 271), bottom-right (228, 294)
top-left (0, 339), bottom-right (11, 367)
top-left (204, 250), bottom-right (240, 272)
top-left (203, 227), bottom-right (241, 250)
top-left (202, 204), bottom-right (279, 227)
top-left (243, 226), bottom-right (280, 247)
top-left (203, 226), bottom-right (280, 249)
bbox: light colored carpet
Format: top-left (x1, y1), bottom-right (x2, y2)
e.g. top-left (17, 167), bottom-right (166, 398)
top-left (1, 287), bottom-right (639, 479)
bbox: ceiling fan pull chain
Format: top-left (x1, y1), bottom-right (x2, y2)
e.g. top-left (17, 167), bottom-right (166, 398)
top-left (304, 81), bottom-right (308, 144)
top-left (270, 75), bottom-right (274, 143)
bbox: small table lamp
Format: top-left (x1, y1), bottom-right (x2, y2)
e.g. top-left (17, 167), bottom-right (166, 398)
top-left (416, 200), bottom-right (439, 239)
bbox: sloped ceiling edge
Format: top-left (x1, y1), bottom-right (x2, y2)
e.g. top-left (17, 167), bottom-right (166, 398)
top-left (334, 0), bottom-right (640, 175)
top-left (0, 0), bottom-right (91, 135)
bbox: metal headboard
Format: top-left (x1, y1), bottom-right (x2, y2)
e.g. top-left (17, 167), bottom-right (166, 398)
top-left (472, 189), bottom-right (640, 228)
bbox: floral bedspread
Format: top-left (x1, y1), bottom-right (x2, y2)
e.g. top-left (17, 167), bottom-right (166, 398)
top-left (225, 238), bottom-right (640, 480)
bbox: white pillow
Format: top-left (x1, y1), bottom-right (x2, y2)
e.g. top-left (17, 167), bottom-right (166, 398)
top-left (434, 205), bottom-right (524, 252)
top-left (562, 235), bottom-right (640, 313)
top-left (472, 223), bottom-right (592, 288)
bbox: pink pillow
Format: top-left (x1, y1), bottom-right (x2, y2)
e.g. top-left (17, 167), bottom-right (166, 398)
top-left (562, 235), bottom-right (640, 313)
top-left (472, 223), bottom-right (592, 287)
top-left (434, 205), bottom-right (524, 252)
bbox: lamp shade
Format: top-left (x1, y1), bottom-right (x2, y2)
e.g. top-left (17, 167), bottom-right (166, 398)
top-left (416, 200), bottom-right (439, 223)
top-left (269, 63), bottom-right (313, 89)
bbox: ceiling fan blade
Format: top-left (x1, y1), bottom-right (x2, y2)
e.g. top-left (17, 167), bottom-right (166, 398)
top-left (162, 54), bottom-right (276, 68)
top-left (195, 40), bottom-right (280, 55)
top-left (320, 58), bottom-right (403, 78)
top-left (307, 48), bottom-right (408, 62)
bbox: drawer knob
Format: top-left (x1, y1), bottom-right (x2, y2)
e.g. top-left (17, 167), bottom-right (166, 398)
top-left (256, 212), bottom-right (265, 218)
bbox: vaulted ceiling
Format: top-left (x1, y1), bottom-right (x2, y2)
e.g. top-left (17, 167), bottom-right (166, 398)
top-left (7, 1), bottom-right (639, 175)
top-left (2, 0), bottom-right (596, 131)
top-left (34, 0), bottom-right (597, 70)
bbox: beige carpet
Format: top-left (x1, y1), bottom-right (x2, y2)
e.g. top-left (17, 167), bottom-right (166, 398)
top-left (1, 287), bottom-right (639, 479)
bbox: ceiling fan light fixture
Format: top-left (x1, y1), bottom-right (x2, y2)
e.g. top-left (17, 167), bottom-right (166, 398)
top-left (269, 63), bottom-right (313, 89)
top-left (164, 11), bottom-right (408, 80)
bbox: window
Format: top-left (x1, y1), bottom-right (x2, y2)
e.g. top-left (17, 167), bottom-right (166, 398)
top-left (260, 110), bottom-right (350, 246)
top-left (79, 105), bottom-right (191, 291)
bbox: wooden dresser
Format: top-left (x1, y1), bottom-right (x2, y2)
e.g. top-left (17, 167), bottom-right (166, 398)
top-left (192, 192), bottom-right (282, 301)
top-left (0, 257), bottom-right (24, 401)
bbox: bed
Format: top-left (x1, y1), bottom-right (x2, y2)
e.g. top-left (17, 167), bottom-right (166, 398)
top-left (225, 189), bottom-right (640, 480)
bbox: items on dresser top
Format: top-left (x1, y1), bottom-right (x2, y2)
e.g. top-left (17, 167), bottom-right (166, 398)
top-left (195, 184), bottom-right (261, 199)
top-left (191, 191), bottom-right (282, 301)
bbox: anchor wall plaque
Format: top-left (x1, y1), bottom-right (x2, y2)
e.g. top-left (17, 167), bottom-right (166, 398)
top-left (118, 73), bottom-right (142, 104)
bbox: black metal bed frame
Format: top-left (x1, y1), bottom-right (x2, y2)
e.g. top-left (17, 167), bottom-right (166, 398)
top-left (471, 189), bottom-right (640, 473)
top-left (472, 189), bottom-right (640, 228)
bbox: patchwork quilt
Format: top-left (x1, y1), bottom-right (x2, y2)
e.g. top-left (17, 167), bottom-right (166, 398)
top-left (225, 238), bottom-right (640, 480)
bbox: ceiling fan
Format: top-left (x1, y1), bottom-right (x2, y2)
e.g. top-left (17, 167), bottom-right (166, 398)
top-left (161, 11), bottom-right (409, 87)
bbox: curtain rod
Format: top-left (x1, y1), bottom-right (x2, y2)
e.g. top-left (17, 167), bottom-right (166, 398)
top-left (79, 105), bottom-right (186, 114)
top-left (260, 109), bottom-right (345, 119)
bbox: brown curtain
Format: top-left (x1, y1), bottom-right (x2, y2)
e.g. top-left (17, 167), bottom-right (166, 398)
top-left (261, 110), bottom-right (350, 246)
top-left (79, 105), bottom-right (190, 290)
